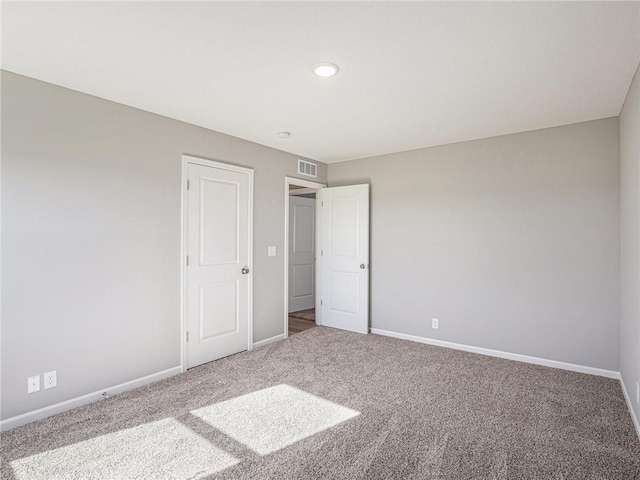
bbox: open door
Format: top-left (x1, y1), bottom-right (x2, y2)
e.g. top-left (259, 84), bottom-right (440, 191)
top-left (317, 184), bottom-right (369, 334)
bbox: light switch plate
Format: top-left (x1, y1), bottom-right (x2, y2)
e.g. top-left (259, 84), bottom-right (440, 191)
top-left (268, 246), bottom-right (277, 257)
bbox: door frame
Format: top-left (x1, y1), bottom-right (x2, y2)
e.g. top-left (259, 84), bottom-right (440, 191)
top-left (284, 176), bottom-right (326, 338)
top-left (181, 155), bottom-right (254, 372)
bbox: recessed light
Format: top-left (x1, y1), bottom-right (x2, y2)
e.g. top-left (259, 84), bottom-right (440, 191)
top-left (314, 63), bottom-right (339, 78)
top-left (277, 131), bottom-right (291, 139)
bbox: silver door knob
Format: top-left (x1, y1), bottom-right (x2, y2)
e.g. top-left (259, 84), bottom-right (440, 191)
top-left (360, 264), bottom-right (366, 269)
top-left (241, 267), bottom-right (250, 274)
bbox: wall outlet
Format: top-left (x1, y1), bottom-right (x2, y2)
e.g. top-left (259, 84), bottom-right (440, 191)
top-left (636, 381), bottom-right (639, 405)
top-left (268, 245), bottom-right (277, 257)
top-left (44, 370), bottom-right (57, 389)
top-left (27, 375), bottom-right (40, 394)
top-left (432, 318), bottom-right (439, 329)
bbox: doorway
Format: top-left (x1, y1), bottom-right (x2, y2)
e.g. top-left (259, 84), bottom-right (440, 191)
top-left (284, 177), bottom-right (371, 338)
top-left (284, 177), bottom-right (325, 337)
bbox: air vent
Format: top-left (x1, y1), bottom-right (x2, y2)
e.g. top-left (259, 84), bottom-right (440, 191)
top-left (298, 159), bottom-right (317, 178)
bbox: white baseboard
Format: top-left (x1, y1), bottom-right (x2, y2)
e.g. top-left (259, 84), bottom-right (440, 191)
top-left (370, 328), bottom-right (620, 379)
top-left (0, 366), bottom-right (182, 432)
top-left (620, 376), bottom-right (640, 441)
top-left (253, 334), bottom-right (285, 349)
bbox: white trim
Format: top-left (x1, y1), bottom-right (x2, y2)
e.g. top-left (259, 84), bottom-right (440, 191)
top-left (247, 170), bottom-right (254, 352)
top-left (370, 328), bottom-right (620, 379)
top-left (620, 376), bottom-right (640, 441)
top-left (0, 366), bottom-right (181, 432)
top-left (284, 176), bottom-right (327, 190)
top-left (289, 187), bottom-right (317, 196)
top-left (283, 176), bottom-right (326, 339)
top-left (181, 155), bottom-right (254, 371)
top-left (181, 159), bottom-right (188, 372)
top-left (252, 334), bottom-right (285, 349)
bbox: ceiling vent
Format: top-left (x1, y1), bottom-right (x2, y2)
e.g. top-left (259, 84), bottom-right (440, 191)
top-left (298, 159), bottom-right (317, 178)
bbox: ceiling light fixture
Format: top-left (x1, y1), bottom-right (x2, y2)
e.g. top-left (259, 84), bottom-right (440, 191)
top-left (277, 131), bottom-right (291, 139)
top-left (314, 63), bottom-right (339, 78)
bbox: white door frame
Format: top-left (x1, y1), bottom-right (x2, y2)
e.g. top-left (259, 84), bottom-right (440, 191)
top-left (181, 155), bottom-right (254, 372)
top-left (284, 176), bottom-right (326, 338)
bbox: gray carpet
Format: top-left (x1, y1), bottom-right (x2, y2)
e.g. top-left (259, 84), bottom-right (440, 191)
top-left (2, 327), bottom-right (639, 479)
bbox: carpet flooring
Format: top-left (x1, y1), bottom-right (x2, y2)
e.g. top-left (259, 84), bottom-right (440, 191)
top-left (2, 327), bottom-right (639, 479)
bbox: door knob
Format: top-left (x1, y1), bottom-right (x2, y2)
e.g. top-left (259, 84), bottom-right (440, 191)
top-left (241, 267), bottom-right (250, 275)
top-left (360, 264), bottom-right (366, 269)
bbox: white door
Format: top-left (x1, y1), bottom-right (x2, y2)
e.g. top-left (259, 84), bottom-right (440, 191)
top-left (318, 184), bottom-right (369, 334)
top-left (289, 195), bottom-right (315, 313)
top-left (186, 161), bottom-right (252, 368)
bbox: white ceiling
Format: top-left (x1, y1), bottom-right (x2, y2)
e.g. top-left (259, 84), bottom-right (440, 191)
top-left (2, 2), bottom-right (639, 164)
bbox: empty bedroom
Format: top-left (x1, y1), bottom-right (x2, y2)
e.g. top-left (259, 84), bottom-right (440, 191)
top-left (1, 1), bottom-right (640, 479)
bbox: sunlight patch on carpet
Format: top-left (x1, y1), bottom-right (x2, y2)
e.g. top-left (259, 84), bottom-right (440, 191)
top-left (191, 384), bottom-right (360, 455)
top-left (10, 417), bottom-right (238, 480)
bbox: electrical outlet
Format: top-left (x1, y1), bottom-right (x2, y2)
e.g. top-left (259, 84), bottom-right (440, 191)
top-left (636, 382), bottom-right (639, 405)
top-left (44, 370), bottom-right (57, 389)
top-left (27, 375), bottom-right (40, 393)
top-left (432, 318), bottom-right (439, 329)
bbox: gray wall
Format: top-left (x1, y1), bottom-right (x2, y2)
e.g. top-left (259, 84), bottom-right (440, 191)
top-left (1, 71), bottom-right (326, 420)
top-left (620, 63), bottom-right (640, 424)
top-left (328, 118), bottom-right (620, 370)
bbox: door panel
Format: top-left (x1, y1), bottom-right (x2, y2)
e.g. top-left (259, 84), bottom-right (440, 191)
top-left (330, 196), bottom-right (359, 257)
top-left (199, 179), bottom-right (239, 265)
top-left (319, 185), bottom-right (369, 334)
top-left (293, 203), bottom-right (314, 253)
top-left (187, 162), bottom-right (251, 368)
top-left (329, 271), bottom-right (359, 314)
top-left (199, 281), bottom-right (238, 339)
top-left (288, 196), bottom-right (316, 312)
top-left (293, 264), bottom-right (314, 297)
